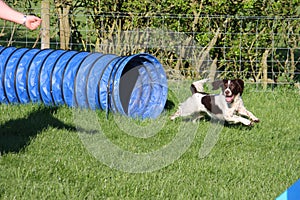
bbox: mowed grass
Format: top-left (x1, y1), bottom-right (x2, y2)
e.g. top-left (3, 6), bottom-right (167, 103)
top-left (0, 83), bottom-right (299, 199)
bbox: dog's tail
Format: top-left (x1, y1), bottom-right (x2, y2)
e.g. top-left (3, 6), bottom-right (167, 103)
top-left (190, 78), bottom-right (210, 94)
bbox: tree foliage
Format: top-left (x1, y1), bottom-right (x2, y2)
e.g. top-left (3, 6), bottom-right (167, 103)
top-left (3, 0), bottom-right (300, 82)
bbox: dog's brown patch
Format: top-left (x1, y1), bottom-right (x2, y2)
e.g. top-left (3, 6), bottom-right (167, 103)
top-left (201, 95), bottom-right (223, 114)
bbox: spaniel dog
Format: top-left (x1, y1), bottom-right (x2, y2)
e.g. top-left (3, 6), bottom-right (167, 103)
top-left (170, 79), bottom-right (259, 126)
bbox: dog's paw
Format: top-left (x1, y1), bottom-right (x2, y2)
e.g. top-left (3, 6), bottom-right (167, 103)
top-left (247, 118), bottom-right (260, 126)
top-left (170, 113), bottom-right (179, 121)
top-left (243, 119), bottom-right (253, 126)
top-left (170, 115), bottom-right (176, 120)
top-left (192, 118), bottom-right (199, 123)
top-left (249, 121), bottom-right (255, 126)
top-left (170, 110), bottom-right (181, 121)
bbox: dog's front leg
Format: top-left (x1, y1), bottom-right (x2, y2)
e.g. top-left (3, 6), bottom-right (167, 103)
top-left (237, 106), bottom-right (259, 123)
top-left (224, 114), bottom-right (253, 126)
top-left (235, 99), bottom-right (259, 123)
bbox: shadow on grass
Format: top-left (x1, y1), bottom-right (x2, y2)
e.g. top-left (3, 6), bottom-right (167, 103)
top-left (0, 106), bottom-right (75, 154)
top-left (164, 99), bottom-right (175, 110)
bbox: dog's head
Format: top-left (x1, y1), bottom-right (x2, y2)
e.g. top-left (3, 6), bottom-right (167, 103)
top-left (212, 79), bottom-right (244, 103)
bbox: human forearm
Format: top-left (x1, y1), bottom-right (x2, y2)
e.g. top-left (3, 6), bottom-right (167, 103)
top-left (0, 0), bottom-right (41, 30)
top-left (0, 0), bottom-right (25, 25)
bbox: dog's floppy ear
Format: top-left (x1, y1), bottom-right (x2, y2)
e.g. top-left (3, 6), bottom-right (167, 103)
top-left (235, 79), bottom-right (244, 96)
top-left (212, 80), bottom-right (225, 90)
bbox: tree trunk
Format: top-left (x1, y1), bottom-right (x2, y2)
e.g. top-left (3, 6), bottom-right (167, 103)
top-left (41, 0), bottom-right (50, 49)
top-left (55, 1), bottom-right (71, 50)
top-left (261, 49), bottom-right (270, 90)
top-left (290, 48), bottom-right (295, 80)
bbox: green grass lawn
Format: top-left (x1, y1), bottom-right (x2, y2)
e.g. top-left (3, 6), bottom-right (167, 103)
top-left (0, 83), bottom-right (299, 199)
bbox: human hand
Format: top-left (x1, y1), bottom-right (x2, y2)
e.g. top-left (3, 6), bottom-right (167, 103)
top-left (24, 15), bottom-right (42, 30)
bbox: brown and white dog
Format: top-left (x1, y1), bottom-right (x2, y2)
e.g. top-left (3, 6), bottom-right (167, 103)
top-left (170, 79), bottom-right (259, 126)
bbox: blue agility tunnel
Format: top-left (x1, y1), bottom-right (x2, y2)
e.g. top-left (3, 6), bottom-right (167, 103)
top-left (0, 46), bottom-right (168, 119)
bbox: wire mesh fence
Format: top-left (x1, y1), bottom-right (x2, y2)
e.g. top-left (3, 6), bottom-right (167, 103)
top-left (0, 6), bottom-right (299, 89)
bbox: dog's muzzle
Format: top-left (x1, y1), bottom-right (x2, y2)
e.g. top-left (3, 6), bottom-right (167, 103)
top-left (224, 88), bottom-right (234, 103)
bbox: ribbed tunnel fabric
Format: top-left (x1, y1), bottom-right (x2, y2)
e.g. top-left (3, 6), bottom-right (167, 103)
top-left (0, 47), bottom-right (168, 119)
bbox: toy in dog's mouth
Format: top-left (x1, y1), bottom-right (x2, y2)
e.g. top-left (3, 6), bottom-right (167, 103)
top-left (225, 95), bottom-right (235, 103)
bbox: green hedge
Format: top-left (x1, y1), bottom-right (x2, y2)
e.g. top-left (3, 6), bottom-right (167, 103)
top-left (2, 0), bottom-right (300, 81)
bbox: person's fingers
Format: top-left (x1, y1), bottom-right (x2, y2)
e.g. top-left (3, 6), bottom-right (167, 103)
top-left (25, 15), bottom-right (42, 30)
